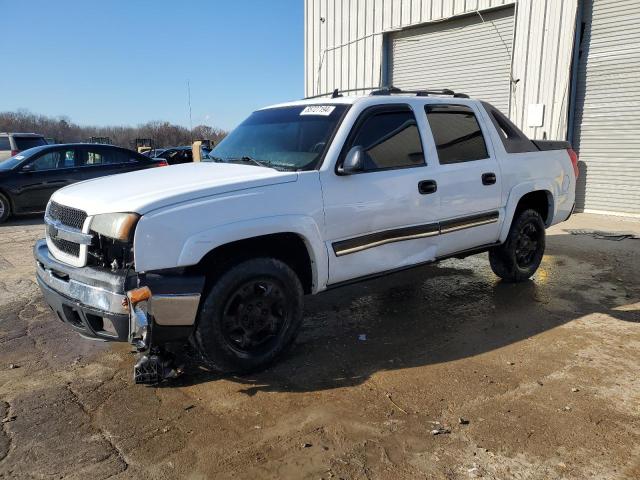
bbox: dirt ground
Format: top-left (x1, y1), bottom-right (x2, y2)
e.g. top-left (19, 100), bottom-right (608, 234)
top-left (0, 213), bottom-right (638, 480)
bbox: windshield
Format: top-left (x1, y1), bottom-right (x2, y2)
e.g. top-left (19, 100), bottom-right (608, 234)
top-left (0, 146), bottom-right (48, 170)
top-left (207, 104), bottom-right (348, 170)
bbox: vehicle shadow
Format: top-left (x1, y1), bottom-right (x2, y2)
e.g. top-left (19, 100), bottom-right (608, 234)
top-left (158, 233), bottom-right (640, 392)
top-left (0, 213), bottom-right (44, 227)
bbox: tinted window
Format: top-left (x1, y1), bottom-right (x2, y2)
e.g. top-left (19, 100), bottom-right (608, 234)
top-left (482, 102), bottom-right (538, 153)
top-left (14, 136), bottom-right (47, 151)
top-left (82, 147), bottom-right (131, 166)
top-left (85, 149), bottom-right (104, 165)
top-left (425, 105), bottom-right (488, 164)
top-left (106, 149), bottom-right (133, 164)
top-left (348, 108), bottom-right (425, 171)
top-left (209, 105), bottom-right (348, 170)
top-left (0, 137), bottom-right (10, 150)
top-left (31, 149), bottom-right (76, 171)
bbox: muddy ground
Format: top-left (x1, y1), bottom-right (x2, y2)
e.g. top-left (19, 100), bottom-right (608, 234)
top-left (0, 213), bottom-right (638, 479)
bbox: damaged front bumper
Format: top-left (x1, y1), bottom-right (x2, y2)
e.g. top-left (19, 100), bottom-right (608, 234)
top-left (34, 239), bottom-right (204, 349)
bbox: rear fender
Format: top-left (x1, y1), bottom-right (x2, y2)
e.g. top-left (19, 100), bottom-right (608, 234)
top-left (500, 182), bottom-right (555, 243)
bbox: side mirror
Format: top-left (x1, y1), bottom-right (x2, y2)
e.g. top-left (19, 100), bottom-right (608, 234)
top-left (20, 164), bottom-right (34, 172)
top-left (338, 146), bottom-right (364, 175)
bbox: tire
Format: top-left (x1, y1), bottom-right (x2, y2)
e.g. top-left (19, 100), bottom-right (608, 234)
top-left (194, 257), bottom-right (304, 373)
top-left (489, 209), bottom-right (546, 283)
top-left (0, 193), bottom-right (10, 224)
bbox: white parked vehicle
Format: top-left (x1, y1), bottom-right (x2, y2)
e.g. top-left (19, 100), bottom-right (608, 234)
top-left (0, 132), bottom-right (48, 161)
top-left (34, 88), bottom-right (578, 383)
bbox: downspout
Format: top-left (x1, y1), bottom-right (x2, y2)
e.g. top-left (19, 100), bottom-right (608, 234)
top-left (567, 0), bottom-right (584, 144)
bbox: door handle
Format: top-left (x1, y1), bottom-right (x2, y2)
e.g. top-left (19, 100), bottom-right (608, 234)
top-left (482, 172), bottom-right (497, 185)
top-left (418, 180), bottom-right (437, 195)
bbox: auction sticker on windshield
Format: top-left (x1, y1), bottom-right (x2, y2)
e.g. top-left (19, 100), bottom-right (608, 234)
top-left (300, 105), bottom-right (336, 116)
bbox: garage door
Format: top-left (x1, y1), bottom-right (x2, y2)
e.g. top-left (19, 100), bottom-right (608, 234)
top-left (389, 6), bottom-right (514, 113)
top-left (572, 0), bottom-right (640, 215)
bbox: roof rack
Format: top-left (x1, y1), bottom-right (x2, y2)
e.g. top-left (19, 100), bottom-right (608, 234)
top-left (369, 86), bottom-right (470, 98)
top-left (303, 86), bottom-right (470, 100)
top-left (304, 86), bottom-right (381, 100)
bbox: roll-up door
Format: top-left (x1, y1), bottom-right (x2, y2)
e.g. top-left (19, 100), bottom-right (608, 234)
top-left (572, 0), bottom-right (640, 215)
top-left (389, 6), bottom-right (514, 113)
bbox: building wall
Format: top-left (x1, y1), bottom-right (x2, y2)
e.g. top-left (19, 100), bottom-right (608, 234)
top-left (304, 0), bottom-right (578, 140)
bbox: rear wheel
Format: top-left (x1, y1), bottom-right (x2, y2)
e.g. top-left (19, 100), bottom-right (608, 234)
top-left (194, 257), bottom-right (303, 373)
top-left (489, 209), bottom-right (546, 282)
top-left (0, 193), bottom-right (10, 224)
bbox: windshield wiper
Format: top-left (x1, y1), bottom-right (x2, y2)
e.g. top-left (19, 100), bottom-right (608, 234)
top-left (240, 156), bottom-right (272, 168)
top-left (209, 155), bottom-right (296, 171)
top-left (224, 156), bottom-right (274, 169)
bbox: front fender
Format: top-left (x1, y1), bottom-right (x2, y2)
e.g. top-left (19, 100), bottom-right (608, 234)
top-left (136, 214), bottom-right (328, 294)
top-left (499, 181), bottom-right (555, 243)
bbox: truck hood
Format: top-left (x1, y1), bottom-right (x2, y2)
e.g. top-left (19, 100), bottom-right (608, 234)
top-left (51, 162), bottom-right (298, 216)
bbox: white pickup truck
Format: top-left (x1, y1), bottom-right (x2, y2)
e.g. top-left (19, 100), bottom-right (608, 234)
top-left (34, 88), bottom-right (578, 383)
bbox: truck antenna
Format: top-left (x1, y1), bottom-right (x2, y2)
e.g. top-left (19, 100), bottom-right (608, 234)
top-left (187, 79), bottom-right (193, 143)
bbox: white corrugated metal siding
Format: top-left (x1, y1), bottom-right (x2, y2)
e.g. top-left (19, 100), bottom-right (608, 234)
top-left (572, 0), bottom-right (640, 215)
top-left (305, 0), bottom-right (515, 99)
top-left (305, 0), bottom-right (577, 140)
top-left (510, 0), bottom-right (577, 140)
top-left (389, 6), bottom-right (514, 112)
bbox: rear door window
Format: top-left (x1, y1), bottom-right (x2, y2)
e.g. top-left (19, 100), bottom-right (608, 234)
top-left (0, 137), bottom-right (10, 150)
top-left (84, 147), bottom-right (105, 165)
top-left (83, 147), bottom-right (137, 166)
top-left (14, 136), bottom-right (47, 151)
top-left (425, 105), bottom-right (489, 164)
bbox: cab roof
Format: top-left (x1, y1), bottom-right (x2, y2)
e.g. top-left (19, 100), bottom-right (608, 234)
top-left (261, 88), bottom-right (478, 111)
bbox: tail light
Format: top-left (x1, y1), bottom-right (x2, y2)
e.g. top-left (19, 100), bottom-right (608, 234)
top-left (10, 150), bottom-right (18, 156)
top-left (567, 148), bottom-right (579, 178)
top-left (155, 159), bottom-right (169, 167)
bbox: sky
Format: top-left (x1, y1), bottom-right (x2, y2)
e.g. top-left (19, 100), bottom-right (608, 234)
top-left (0, 0), bottom-right (304, 131)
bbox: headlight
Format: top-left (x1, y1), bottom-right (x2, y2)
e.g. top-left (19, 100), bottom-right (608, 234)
top-left (90, 213), bottom-right (140, 241)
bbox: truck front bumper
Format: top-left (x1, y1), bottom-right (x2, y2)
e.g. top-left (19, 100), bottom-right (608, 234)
top-left (34, 239), bottom-right (204, 347)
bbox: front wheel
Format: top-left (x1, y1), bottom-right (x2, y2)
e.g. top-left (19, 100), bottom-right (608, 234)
top-left (489, 209), bottom-right (546, 282)
top-left (0, 193), bottom-right (10, 224)
top-left (194, 257), bottom-right (304, 373)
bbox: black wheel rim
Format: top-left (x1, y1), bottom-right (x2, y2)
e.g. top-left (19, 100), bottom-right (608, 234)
top-left (221, 278), bottom-right (289, 354)
top-left (515, 221), bottom-right (542, 268)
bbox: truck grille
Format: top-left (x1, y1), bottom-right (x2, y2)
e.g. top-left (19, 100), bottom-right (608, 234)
top-left (46, 202), bottom-right (88, 261)
top-left (49, 234), bottom-right (81, 257)
top-left (48, 201), bottom-right (87, 230)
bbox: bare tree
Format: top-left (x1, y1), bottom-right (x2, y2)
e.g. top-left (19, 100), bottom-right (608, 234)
top-left (0, 110), bottom-right (227, 149)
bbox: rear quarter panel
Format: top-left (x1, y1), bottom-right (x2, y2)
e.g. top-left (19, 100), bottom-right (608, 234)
top-left (495, 149), bottom-right (575, 241)
top-left (475, 105), bottom-right (575, 241)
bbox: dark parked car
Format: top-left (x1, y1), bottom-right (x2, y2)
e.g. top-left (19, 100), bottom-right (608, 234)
top-left (0, 143), bottom-right (166, 223)
top-left (141, 148), bottom-right (167, 158)
top-left (154, 146), bottom-right (194, 165)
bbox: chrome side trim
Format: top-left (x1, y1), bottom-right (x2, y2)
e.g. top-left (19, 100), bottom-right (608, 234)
top-left (333, 222), bottom-right (440, 257)
top-left (36, 262), bottom-right (128, 315)
top-left (150, 294), bottom-right (201, 326)
top-left (439, 211), bottom-right (500, 234)
top-left (331, 211), bottom-right (500, 257)
top-left (334, 230), bottom-right (439, 257)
